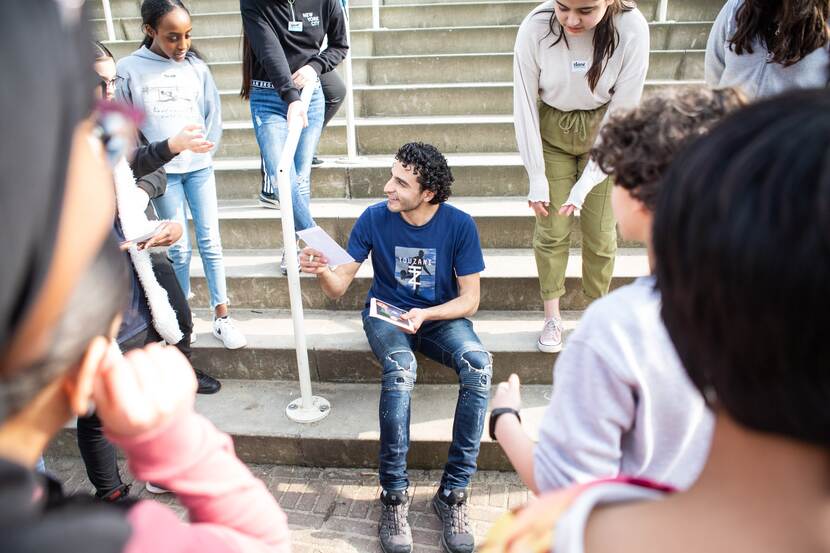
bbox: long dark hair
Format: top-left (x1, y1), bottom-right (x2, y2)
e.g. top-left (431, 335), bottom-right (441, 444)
top-left (139, 0), bottom-right (203, 59)
top-left (542, 0), bottom-right (636, 92)
top-left (730, 0), bottom-right (830, 66)
top-left (240, 33), bottom-right (253, 100)
top-left (93, 40), bottom-right (114, 61)
top-left (653, 89), bottom-right (830, 445)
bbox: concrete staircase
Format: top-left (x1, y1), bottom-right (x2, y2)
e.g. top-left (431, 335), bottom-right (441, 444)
top-left (68, 0), bottom-right (723, 470)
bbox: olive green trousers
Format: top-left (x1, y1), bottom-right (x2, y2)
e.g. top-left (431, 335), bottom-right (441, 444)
top-left (534, 103), bottom-right (617, 301)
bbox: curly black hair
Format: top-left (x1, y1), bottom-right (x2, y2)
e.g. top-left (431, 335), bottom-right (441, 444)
top-left (592, 86), bottom-right (746, 211)
top-left (394, 142), bottom-right (454, 204)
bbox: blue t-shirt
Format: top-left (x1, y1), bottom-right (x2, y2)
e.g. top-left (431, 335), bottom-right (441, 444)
top-left (347, 201), bottom-right (485, 311)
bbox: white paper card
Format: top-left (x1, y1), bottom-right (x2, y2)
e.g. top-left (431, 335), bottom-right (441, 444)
top-left (296, 226), bottom-right (355, 267)
top-left (369, 297), bottom-right (415, 332)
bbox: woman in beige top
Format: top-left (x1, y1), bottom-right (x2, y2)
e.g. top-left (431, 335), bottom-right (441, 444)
top-left (513, 0), bottom-right (649, 352)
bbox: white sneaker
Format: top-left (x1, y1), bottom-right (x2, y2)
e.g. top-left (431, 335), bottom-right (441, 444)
top-left (145, 482), bottom-right (170, 494)
top-left (212, 316), bottom-right (247, 349)
top-left (537, 318), bottom-right (563, 353)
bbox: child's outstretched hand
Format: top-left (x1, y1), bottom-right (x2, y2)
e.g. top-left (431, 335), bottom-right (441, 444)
top-left (491, 373), bottom-right (522, 411)
top-left (94, 342), bottom-right (197, 437)
top-left (168, 124), bottom-right (214, 154)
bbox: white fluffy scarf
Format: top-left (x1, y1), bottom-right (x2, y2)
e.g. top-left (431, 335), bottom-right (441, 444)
top-left (113, 157), bottom-right (183, 345)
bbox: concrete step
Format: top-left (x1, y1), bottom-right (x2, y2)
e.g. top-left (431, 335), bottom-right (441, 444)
top-left (219, 115), bottom-right (518, 157)
top-left (213, 154), bottom-right (532, 200)
top-left (90, 0), bottom-right (724, 27)
top-left (56, 379), bottom-right (551, 469)
top-left (188, 248), bottom-right (649, 311)
top-left (103, 22), bottom-right (712, 61)
top-left (192, 198), bottom-right (642, 249)
top-left (215, 96), bottom-right (692, 157)
top-left (210, 49), bottom-right (703, 89)
top-left (190, 308), bottom-right (575, 384)
top-left (219, 56), bottom-right (704, 119)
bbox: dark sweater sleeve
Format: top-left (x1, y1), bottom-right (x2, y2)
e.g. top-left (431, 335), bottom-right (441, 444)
top-left (130, 139), bottom-right (175, 179)
top-left (307, 0), bottom-right (349, 75)
top-left (135, 168), bottom-right (168, 201)
top-left (241, 0), bottom-right (301, 104)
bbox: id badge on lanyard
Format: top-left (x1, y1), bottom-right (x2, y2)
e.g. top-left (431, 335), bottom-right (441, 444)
top-left (287, 0), bottom-right (303, 32)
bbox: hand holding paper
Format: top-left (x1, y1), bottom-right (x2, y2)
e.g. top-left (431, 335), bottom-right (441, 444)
top-left (296, 226), bottom-right (355, 267)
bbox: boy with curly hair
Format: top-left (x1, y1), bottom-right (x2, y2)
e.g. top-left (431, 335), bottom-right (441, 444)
top-left (300, 142), bottom-right (491, 553)
top-left (490, 87), bottom-right (745, 495)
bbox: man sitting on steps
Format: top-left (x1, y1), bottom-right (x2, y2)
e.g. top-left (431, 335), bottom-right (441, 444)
top-left (300, 142), bottom-right (492, 553)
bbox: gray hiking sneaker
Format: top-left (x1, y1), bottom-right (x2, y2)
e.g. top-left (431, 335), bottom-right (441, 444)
top-left (379, 490), bottom-right (412, 553)
top-left (432, 488), bottom-right (474, 553)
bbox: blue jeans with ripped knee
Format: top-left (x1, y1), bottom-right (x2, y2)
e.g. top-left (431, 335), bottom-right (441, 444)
top-left (363, 309), bottom-right (493, 492)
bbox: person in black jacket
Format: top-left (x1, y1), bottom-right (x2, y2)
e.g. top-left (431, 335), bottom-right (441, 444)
top-left (73, 43), bottom-right (224, 502)
top-left (240, 0), bottom-right (348, 272)
top-left (94, 41), bottom-right (222, 393)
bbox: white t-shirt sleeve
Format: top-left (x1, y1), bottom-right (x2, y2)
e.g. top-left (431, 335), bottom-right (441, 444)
top-left (513, 17), bottom-right (551, 203)
top-left (534, 338), bottom-right (636, 492)
top-left (563, 13), bottom-right (650, 210)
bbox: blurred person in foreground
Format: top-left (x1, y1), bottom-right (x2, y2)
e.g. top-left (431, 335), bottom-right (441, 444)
top-left (482, 89), bottom-right (830, 553)
top-left (489, 87), bottom-right (745, 495)
top-left (0, 2), bottom-right (290, 551)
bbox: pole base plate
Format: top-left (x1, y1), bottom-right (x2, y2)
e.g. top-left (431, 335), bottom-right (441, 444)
top-left (286, 396), bottom-right (331, 423)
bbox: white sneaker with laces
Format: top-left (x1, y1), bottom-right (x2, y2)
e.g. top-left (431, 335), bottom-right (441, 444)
top-left (212, 316), bottom-right (247, 350)
top-left (537, 317), bottom-right (563, 353)
top-left (145, 482), bottom-right (170, 494)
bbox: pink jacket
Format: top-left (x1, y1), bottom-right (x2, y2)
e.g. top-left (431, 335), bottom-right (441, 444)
top-left (108, 410), bottom-right (291, 553)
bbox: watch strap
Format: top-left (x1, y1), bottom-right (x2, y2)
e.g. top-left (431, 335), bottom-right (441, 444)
top-left (489, 407), bottom-right (521, 441)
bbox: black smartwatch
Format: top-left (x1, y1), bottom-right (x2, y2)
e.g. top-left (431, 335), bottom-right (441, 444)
top-left (489, 407), bottom-right (521, 441)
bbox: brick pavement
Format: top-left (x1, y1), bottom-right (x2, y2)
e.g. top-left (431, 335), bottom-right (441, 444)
top-left (44, 456), bottom-right (528, 553)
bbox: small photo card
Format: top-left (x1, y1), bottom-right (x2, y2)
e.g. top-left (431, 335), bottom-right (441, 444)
top-left (369, 297), bottom-right (415, 332)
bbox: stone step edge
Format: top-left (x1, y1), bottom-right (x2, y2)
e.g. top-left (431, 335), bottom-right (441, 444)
top-left (189, 248), bottom-right (650, 279)
top-left (58, 379), bottom-right (550, 469)
top-left (207, 51), bottom-right (704, 66)
top-left (205, 197), bottom-right (613, 220)
top-left (217, 100), bottom-right (702, 128)
top-left (216, 74), bottom-right (705, 95)
top-left (190, 308), bottom-right (579, 353)
top-left (101, 20), bottom-right (712, 43)
top-left (213, 153), bottom-right (525, 171)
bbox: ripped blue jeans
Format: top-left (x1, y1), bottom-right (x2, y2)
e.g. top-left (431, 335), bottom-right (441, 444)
top-left (363, 310), bottom-right (493, 492)
top-left (249, 84), bottom-right (324, 232)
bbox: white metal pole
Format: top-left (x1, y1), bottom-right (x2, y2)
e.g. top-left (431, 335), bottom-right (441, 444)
top-left (343, 1), bottom-right (359, 161)
top-left (657, 0), bottom-right (668, 22)
top-left (281, 83), bottom-right (331, 423)
top-left (102, 0), bottom-right (116, 41)
top-left (372, 0), bottom-right (380, 30)
top-left (336, 0), bottom-right (367, 165)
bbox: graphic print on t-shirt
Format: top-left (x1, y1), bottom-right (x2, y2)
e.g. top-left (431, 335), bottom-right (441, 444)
top-left (142, 72), bottom-right (199, 122)
top-left (395, 247), bottom-right (436, 301)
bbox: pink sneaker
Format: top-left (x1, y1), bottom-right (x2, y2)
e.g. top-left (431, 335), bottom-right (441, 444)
top-left (537, 318), bottom-right (563, 353)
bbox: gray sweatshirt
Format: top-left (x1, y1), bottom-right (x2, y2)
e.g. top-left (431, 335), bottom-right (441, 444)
top-left (116, 46), bottom-right (222, 174)
top-left (534, 277), bottom-right (713, 492)
top-left (705, 0), bottom-right (829, 99)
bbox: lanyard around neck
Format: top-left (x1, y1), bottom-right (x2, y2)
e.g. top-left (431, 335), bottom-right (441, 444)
top-left (287, 0), bottom-right (297, 22)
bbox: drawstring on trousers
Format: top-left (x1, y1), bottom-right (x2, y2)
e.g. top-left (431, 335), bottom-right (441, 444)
top-left (557, 110), bottom-right (590, 142)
